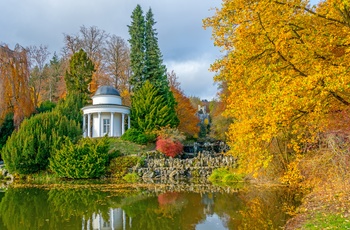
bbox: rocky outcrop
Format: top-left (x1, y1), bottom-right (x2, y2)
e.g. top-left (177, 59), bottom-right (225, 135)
top-left (133, 152), bottom-right (236, 180)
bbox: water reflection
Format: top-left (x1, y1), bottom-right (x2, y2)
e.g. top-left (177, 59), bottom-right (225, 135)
top-left (196, 214), bottom-right (228, 230)
top-left (0, 185), bottom-right (298, 230)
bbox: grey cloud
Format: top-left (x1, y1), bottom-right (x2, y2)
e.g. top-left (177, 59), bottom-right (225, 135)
top-left (166, 54), bottom-right (219, 100)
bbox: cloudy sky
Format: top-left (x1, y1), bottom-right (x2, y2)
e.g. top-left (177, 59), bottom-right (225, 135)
top-left (0, 0), bottom-right (222, 100)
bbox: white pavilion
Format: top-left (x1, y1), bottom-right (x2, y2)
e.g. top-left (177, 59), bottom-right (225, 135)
top-left (81, 86), bottom-right (130, 138)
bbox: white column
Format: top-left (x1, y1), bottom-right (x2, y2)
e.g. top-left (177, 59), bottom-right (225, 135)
top-left (123, 210), bottom-right (126, 230)
top-left (82, 215), bottom-right (85, 230)
top-left (110, 208), bottom-right (114, 230)
top-left (122, 113), bottom-right (125, 135)
top-left (128, 115), bottom-right (130, 129)
top-left (110, 112), bottom-right (114, 137)
top-left (83, 114), bottom-right (86, 137)
top-left (99, 213), bottom-right (101, 230)
top-left (87, 114), bottom-right (91, 138)
top-left (98, 112), bottom-right (101, 137)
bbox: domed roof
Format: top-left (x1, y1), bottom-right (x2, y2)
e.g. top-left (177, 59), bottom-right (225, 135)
top-left (94, 86), bottom-right (120, 96)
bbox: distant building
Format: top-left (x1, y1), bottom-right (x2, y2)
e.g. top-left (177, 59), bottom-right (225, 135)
top-left (81, 86), bottom-right (130, 138)
top-left (196, 102), bottom-right (210, 123)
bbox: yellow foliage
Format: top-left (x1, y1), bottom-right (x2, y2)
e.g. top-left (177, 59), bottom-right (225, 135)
top-left (120, 88), bottom-right (131, 107)
top-left (239, 198), bottom-right (274, 230)
top-left (280, 155), bottom-right (304, 187)
top-left (204, 0), bottom-right (350, 176)
top-left (203, 118), bottom-right (209, 126)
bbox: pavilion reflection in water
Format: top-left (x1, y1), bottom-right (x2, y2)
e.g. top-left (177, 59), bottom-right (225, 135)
top-left (82, 208), bottom-right (132, 230)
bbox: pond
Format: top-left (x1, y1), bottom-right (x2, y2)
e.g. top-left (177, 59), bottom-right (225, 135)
top-left (0, 182), bottom-right (299, 230)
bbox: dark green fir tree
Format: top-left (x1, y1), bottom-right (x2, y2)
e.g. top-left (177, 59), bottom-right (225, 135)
top-left (128, 4), bottom-right (145, 92)
top-left (144, 8), bottom-right (167, 90)
top-left (128, 5), bottom-right (179, 131)
top-left (144, 8), bottom-right (178, 127)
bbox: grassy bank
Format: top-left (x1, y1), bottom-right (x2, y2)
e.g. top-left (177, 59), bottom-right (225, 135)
top-left (286, 180), bottom-right (350, 229)
top-left (285, 139), bottom-right (350, 229)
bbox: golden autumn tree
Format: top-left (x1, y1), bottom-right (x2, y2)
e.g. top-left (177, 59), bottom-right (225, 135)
top-left (204, 0), bottom-right (350, 175)
top-left (168, 71), bottom-right (200, 138)
top-left (0, 45), bottom-right (35, 128)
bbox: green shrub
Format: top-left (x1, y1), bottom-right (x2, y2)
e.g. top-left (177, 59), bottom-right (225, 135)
top-left (107, 147), bottom-right (121, 160)
top-left (130, 81), bottom-right (179, 132)
top-left (49, 137), bottom-right (110, 179)
top-left (208, 168), bottom-right (230, 181)
top-left (121, 128), bottom-right (155, 145)
top-left (209, 168), bottom-right (245, 183)
top-left (54, 93), bottom-right (85, 124)
top-left (107, 156), bottom-right (139, 178)
top-left (2, 111), bottom-right (81, 174)
top-left (37, 101), bottom-right (56, 113)
top-left (123, 172), bottom-right (139, 182)
top-left (222, 173), bottom-right (245, 183)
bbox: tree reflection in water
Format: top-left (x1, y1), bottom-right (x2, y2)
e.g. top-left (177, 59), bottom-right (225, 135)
top-left (0, 185), bottom-right (298, 230)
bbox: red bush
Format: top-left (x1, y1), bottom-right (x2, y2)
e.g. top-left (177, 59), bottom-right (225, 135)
top-left (156, 137), bottom-right (183, 158)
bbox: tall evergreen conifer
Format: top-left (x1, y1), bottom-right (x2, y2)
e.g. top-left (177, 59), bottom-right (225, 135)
top-left (128, 4), bottom-right (145, 92)
top-left (144, 9), bottom-right (167, 90)
top-left (128, 6), bottom-right (179, 131)
top-left (144, 8), bottom-right (178, 127)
